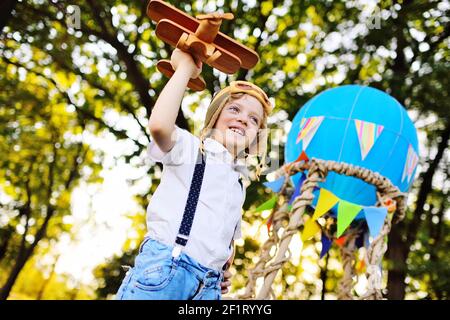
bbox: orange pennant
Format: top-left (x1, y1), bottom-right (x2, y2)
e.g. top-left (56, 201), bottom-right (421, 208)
top-left (266, 213), bottom-right (274, 232)
top-left (294, 150), bottom-right (309, 163)
top-left (356, 259), bottom-right (366, 274)
top-left (335, 236), bottom-right (347, 247)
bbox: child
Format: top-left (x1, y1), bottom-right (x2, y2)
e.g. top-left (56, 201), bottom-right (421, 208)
top-left (116, 49), bottom-right (272, 300)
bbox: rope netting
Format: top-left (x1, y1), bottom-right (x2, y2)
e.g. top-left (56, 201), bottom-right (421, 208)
top-left (238, 158), bottom-right (406, 300)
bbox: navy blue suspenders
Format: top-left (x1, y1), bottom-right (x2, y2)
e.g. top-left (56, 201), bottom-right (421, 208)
top-left (172, 149), bottom-right (206, 257)
top-left (171, 148), bottom-right (243, 259)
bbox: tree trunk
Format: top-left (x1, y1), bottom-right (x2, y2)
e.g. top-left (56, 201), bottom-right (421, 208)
top-left (0, 246), bottom-right (33, 300)
top-left (0, 209), bottom-right (54, 300)
top-left (386, 227), bottom-right (408, 299)
top-left (386, 122), bottom-right (450, 299)
top-left (0, 226), bottom-right (14, 262)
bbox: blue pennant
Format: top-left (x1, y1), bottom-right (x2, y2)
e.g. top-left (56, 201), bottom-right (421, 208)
top-left (364, 230), bottom-right (371, 248)
top-left (288, 173), bottom-right (306, 205)
top-left (364, 206), bottom-right (388, 238)
top-left (263, 176), bottom-right (286, 193)
top-left (320, 233), bottom-right (332, 259)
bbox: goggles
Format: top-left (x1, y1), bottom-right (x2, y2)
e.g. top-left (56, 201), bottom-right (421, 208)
top-left (228, 81), bottom-right (273, 114)
top-left (211, 81), bottom-right (273, 114)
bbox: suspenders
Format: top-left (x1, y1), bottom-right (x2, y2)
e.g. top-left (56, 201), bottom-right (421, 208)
top-left (171, 148), bottom-right (243, 259)
top-left (172, 149), bottom-right (206, 258)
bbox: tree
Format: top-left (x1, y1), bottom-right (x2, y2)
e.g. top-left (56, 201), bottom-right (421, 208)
top-left (1, 0), bottom-right (448, 299)
top-left (0, 54), bottom-right (103, 298)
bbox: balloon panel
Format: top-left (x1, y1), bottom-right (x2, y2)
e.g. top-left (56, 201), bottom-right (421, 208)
top-left (286, 85), bottom-right (419, 210)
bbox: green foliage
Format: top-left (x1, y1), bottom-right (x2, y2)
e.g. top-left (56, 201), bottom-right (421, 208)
top-left (1, 0), bottom-right (448, 300)
top-left (93, 248), bottom-right (138, 300)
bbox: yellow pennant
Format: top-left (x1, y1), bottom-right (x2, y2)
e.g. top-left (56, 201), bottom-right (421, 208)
top-left (312, 188), bottom-right (339, 221)
top-left (301, 219), bottom-right (321, 241)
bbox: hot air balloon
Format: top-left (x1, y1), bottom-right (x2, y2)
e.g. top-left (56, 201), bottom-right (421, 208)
top-left (285, 85), bottom-right (419, 212)
top-left (243, 85), bottom-right (420, 300)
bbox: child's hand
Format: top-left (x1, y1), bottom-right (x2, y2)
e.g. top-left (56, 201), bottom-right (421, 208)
top-left (170, 48), bottom-right (202, 79)
top-left (221, 269), bottom-right (232, 294)
top-left (220, 249), bottom-right (234, 294)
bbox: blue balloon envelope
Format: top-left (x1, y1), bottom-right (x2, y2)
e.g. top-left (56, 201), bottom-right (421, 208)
top-left (285, 85), bottom-right (419, 219)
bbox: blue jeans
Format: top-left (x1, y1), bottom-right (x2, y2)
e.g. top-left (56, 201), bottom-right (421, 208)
top-left (115, 238), bottom-right (223, 300)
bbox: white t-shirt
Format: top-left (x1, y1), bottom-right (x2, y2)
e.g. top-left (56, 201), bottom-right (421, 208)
top-left (146, 126), bottom-right (249, 271)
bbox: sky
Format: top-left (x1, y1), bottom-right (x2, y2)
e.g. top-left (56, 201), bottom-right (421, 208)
top-left (55, 130), bottom-right (143, 284)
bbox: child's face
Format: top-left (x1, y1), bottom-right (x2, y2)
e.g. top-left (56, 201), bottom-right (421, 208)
top-left (212, 94), bottom-right (265, 157)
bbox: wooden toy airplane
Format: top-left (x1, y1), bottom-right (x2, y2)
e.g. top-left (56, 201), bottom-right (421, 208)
top-left (147, 0), bottom-right (259, 91)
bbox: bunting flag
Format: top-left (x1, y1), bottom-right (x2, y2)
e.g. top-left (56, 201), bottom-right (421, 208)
top-left (354, 119), bottom-right (384, 160)
top-left (335, 235), bottom-right (347, 247)
top-left (312, 188), bottom-right (339, 221)
top-left (363, 206), bottom-right (388, 238)
top-left (295, 116), bottom-right (324, 150)
top-left (401, 144), bottom-right (419, 183)
top-left (266, 213), bottom-right (274, 232)
top-left (263, 176), bottom-right (285, 193)
top-left (320, 233), bottom-right (332, 258)
top-left (363, 230), bottom-right (372, 248)
top-left (254, 195), bottom-right (278, 212)
top-left (355, 259), bottom-right (366, 274)
top-left (301, 219), bottom-right (321, 241)
top-left (288, 173), bottom-right (306, 205)
top-left (294, 150), bottom-right (309, 163)
top-left (337, 199), bottom-right (362, 237)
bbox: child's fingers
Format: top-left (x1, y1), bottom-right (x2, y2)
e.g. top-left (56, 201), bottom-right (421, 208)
top-left (193, 55), bottom-right (202, 69)
top-left (223, 270), bottom-right (232, 279)
top-left (221, 280), bottom-right (231, 288)
top-left (220, 280), bottom-right (231, 294)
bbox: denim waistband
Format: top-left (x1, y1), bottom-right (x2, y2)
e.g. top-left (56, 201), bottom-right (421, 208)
top-left (140, 238), bottom-right (223, 287)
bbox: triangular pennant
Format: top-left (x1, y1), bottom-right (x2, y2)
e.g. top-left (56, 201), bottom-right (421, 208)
top-left (301, 219), bottom-right (321, 241)
top-left (335, 235), bottom-right (347, 247)
top-left (337, 200), bottom-right (363, 237)
top-left (401, 144), bottom-right (419, 183)
top-left (320, 233), bottom-right (332, 258)
top-left (254, 195), bottom-right (278, 212)
top-left (355, 259), bottom-right (366, 274)
top-left (312, 188), bottom-right (339, 221)
top-left (266, 213), bottom-right (274, 232)
top-left (364, 231), bottom-right (371, 248)
top-left (294, 150), bottom-right (309, 163)
top-left (364, 206), bottom-right (388, 238)
top-left (354, 119), bottom-right (384, 160)
top-left (295, 116), bottom-right (324, 150)
top-left (288, 173), bottom-right (306, 205)
top-left (263, 176), bottom-right (285, 193)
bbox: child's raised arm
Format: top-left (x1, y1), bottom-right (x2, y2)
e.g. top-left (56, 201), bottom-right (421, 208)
top-left (148, 49), bottom-right (202, 153)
